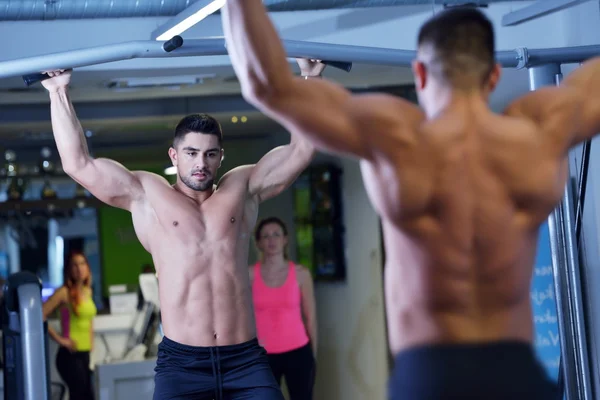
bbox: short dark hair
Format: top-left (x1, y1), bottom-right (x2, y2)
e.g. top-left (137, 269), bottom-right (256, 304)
top-left (173, 113), bottom-right (223, 148)
top-left (417, 7), bottom-right (495, 87)
top-left (254, 217), bottom-right (288, 242)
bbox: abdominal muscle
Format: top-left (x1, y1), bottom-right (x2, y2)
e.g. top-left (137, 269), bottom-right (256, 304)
top-left (152, 238), bottom-right (256, 347)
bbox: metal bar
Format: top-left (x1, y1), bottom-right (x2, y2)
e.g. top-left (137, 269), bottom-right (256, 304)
top-left (548, 202), bottom-right (575, 400)
top-left (575, 140), bottom-right (592, 239)
top-left (554, 70), bottom-right (594, 400)
top-left (529, 64), bottom-right (562, 90)
top-left (0, 39), bottom-right (226, 79)
top-left (528, 45), bottom-right (600, 67)
top-left (502, 0), bottom-right (592, 27)
top-left (1, 37), bottom-right (600, 80)
top-left (0, 38), bottom-right (419, 80)
top-left (555, 71), bottom-right (593, 400)
top-left (530, 64), bottom-right (578, 400)
top-left (562, 171), bottom-right (594, 400)
top-left (17, 283), bottom-right (48, 400)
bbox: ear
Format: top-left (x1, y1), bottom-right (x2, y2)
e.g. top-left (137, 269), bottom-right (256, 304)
top-left (487, 63), bottom-right (502, 92)
top-left (168, 147), bottom-right (178, 165)
top-left (412, 60), bottom-right (427, 91)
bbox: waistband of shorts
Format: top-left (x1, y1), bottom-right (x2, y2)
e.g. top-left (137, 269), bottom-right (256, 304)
top-left (161, 336), bottom-right (260, 355)
top-left (395, 340), bottom-right (535, 360)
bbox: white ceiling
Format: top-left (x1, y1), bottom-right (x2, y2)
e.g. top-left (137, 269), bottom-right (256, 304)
top-left (0, 1), bottom-right (556, 164)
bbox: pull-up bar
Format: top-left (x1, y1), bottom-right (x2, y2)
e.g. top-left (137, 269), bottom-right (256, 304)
top-left (1, 36), bottom-right (600, 83)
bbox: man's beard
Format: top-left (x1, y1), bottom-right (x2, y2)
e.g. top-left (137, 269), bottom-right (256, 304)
top-left (180, 173), bottom-right (214, 192)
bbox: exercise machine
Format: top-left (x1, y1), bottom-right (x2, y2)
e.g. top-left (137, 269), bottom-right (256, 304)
top-left (1, 271), bottom-right (50, 400)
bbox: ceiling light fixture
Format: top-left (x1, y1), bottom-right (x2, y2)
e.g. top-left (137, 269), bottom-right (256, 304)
top-left (151, 0), bottom-right (227, 41)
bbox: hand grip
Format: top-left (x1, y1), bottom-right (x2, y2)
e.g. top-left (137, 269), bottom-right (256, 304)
top-left (22, 73), bottom-right (50, 87)
top-left (163, 35), bottom-right (184, 53)
top-left (322, 60), bottom-right (353, 73)
top-left (21, 36), bottom-right (183, 87)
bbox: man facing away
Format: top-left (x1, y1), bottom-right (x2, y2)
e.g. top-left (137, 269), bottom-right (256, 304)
top-left (41, 61), bottom-right (320, 399)
top-left (222, 4), bottom-right (600, 399)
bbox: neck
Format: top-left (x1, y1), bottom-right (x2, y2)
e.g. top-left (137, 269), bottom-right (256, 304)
top-left (174, 180), bottom-right (215, 203)
top-left (261, 254), bottom-right (287, 268)
top-left (423, 84), bottom-right (488, 119)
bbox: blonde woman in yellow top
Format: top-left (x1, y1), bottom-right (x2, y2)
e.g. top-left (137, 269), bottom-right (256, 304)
top-left (43, 251), bottom-right (97, 400)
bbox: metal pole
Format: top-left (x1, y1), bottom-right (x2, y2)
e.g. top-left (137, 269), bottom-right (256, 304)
top-left (575, 140), bottom-right (592, 239)
top-left (0, 39), bottom-right (226, 79)
top-left (17, 282), bottom-right (48, 400)
top-left (562, 172), bottom-right (594, 400)
top-left (2, 37), bottom-right (600, 80)
top-left (553, 71), bottom-right (594, 400)
top-left (556, 71), bottom-right (593, 400)
top-left (530, 64), bottom-right (578, 400)
top-left (529, 64), bottom-right (561, 90)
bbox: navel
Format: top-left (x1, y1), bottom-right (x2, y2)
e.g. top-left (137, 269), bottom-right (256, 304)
top-left (230, 217), bottom-right (236, 224)
top-left (173, 221), bottom-right (179, 227)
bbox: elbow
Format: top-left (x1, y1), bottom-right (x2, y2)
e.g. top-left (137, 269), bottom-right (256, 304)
top-left (61, 156), bottom-right (91, 178)
top-left (293, 140), bottom-right (316, 164)
top-left (240, 75), bottom-right (291, 109)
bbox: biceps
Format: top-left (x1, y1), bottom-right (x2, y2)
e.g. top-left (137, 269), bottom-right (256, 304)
top-left (43, 292), bottom-right (63, 318)
top-left (250, 146), bottom-right (311, 201)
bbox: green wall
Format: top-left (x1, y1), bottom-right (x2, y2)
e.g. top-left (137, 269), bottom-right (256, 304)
top-left (98, 206), bottom-right (153, 296)
top-left (97, 164), bottom-right (172, 296)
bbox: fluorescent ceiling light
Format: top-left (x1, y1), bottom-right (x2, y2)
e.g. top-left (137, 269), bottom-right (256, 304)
top-left (105, 74), bottom-right (217, 89)
top-left (152, 0), bottom-right (226, 41)
top-left (164, 166), bottom-right (177, 176)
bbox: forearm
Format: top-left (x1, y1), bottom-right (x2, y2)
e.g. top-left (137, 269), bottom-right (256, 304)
top-left (48, 89), bottom-right (92, 172)
top-left (222, 0), bottom-right (293, 99)
top-left (287, 75), bottom-right (318, 158)
top-left (306, 319), bottom-right (318, 355)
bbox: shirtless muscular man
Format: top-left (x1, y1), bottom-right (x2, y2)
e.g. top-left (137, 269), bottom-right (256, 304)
top-left (42, 61), bottom-right (320, 399)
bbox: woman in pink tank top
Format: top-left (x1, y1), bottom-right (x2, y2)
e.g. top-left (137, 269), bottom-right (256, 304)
top-left (251, 217), bottom-right (317, 400)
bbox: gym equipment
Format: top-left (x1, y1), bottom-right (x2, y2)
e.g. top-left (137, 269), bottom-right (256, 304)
top-left (530, 66), bottom-right (593, 400)
top-left (21, 35), bottom-right (184, 87)
top-left (0, 25), bottom-right (595, 400)
top-left (1, 271), bottom-right (50, 400)
top-left (4, 37), bottom-right (600, 82)
top-left (18, 36), bottom-right (352, 86)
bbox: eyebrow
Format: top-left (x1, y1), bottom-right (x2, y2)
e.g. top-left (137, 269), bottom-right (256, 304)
top-left (182, 147), bottom-right (220, 153)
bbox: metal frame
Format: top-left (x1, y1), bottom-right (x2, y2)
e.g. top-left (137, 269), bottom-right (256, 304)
top-left (502, 0), bottom-right (593, 27)
top-left (17, 283), bottom-right (48, 400)
top-left (531, 65), bottom-right (593, 400)
top-left (5, 37), bottom-right (600, 79)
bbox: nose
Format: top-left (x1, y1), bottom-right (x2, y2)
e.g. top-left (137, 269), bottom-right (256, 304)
top-left (195, 156), bottom-right (208, 169)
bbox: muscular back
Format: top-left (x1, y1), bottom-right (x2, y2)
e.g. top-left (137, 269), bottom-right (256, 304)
top-left (368, 103), bottom-right (572, 353)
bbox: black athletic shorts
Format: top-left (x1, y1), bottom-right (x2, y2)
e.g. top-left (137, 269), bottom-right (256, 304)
top-left (153, 336), bottom-right (284, 400)
top-left (389, 341), bottom-right (558, 400)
